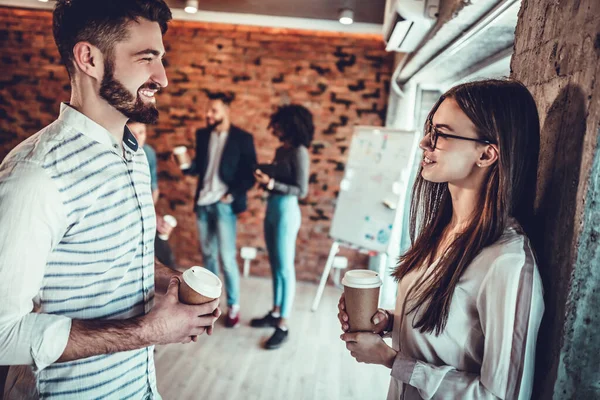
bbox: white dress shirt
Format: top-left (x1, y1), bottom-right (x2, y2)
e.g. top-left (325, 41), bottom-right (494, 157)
top-left (197, 130), bottom-right (229, 206)
top-left (387, 222), bottom-right (544, 400)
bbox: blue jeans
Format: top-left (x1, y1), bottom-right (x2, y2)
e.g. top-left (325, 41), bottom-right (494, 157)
top-left (264, 194), bottom-right (301, 319)
top-left (196, 202), bottom-right (240, 306)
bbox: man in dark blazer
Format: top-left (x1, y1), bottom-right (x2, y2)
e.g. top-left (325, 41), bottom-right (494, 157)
top-left (182, 92), bottom-right (257, 328)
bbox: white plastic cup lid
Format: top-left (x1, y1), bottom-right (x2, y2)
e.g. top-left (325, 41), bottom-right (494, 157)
top-left (182, 266), bottom-right (222, 299)
top-left (163, 215), bottom-right (177, 228)
top-left (342, 270), bottom-right (382, 289)
top-left (173, 146), bottom-right (188, 154)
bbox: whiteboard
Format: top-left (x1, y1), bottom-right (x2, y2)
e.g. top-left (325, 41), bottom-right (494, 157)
top-left (329, 126), bottom-right (420, 253)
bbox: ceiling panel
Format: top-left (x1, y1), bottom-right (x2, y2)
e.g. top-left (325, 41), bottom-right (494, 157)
top-left (167, 0), bottom-right (385, 23)
top-left (0, 0), bottom-right (385, 24)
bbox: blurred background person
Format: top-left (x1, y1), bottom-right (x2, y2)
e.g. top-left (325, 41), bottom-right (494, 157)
top-left (251, 104), bottom-right (314, 349)
top-left (128, 121), bottom-right (177, 270)
top-left (179, 92), bottom-right (257, 328)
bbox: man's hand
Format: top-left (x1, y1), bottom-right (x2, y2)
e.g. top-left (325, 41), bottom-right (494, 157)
top-left (155, 261), bottom-right (181, 294)
top-left (58, 276), bottom-right (219, 362)
top-left (220, 194), bottom-right (234, 204)
top-left (145, 277), bottom-right (221, 344)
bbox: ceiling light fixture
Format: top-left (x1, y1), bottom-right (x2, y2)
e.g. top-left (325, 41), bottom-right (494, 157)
top-left (340, 8), bottom-right (354, 25)
top-left (184, 0), bottom-right (198, 14)
top-left (339, 8), bottom-right (354, 25)
top-left (38, 0), bottom-right (49, 2)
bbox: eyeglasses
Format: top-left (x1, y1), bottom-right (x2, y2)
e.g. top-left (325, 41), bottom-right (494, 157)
top-left (426, 118), bottom-right (494, 150)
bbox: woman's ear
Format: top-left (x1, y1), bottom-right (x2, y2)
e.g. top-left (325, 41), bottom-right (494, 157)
top-left (477, 144), bottom-right (499, 168)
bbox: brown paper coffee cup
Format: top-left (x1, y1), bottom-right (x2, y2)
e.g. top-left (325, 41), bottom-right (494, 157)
top-left (179, 280), bottom-right (215, 305)
top-left (342, 270), bottom-right (382, 332)
top-left (178, 266), bottom-right (222, 305)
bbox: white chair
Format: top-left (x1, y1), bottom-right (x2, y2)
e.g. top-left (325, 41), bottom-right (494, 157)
top-left (240, 247), bottom-right (257, 277)
top-left (331, 256), bottom-right (348, 288)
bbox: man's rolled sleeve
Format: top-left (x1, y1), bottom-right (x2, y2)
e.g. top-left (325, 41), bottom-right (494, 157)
top-left (0, 160), bottom-right (70, 370)
top-left (0, 314), bottom-right (71, 371)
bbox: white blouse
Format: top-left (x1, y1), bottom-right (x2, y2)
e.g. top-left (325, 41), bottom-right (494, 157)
top-left (387, 223), bottom-right (544, 399)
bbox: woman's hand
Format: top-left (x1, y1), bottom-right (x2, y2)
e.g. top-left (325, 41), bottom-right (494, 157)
top-left (156, 215), bottom-right (174, 237)
top-left (254, 169), bottom-right (271, 185)
top-left (340, 332), bottom-right (398, 369)
top-left (337, 293), bottom-right (350, 331)
top-left (337, 293), bottom-right (391, 334)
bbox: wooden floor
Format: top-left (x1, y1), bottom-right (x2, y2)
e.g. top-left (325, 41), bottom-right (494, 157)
top-left (155, 277), bottom-right (390, 400)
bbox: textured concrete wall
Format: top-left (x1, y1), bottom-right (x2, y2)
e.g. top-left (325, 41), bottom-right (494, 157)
top-left (0, 7), bottom-right (395, 283)
top-left (554, 127), bottom-right (600, 399)
top-left (510, 0), bottom-right (600, 398)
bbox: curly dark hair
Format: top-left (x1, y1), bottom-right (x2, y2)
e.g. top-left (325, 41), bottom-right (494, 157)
top-left (53, 0), bottom-right (172, 78)
top-left (268, 104), bottom-right (314, 148)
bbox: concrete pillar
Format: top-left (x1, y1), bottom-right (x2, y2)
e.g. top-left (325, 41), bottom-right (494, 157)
top-left (510, 0), bottom-right (600, 398)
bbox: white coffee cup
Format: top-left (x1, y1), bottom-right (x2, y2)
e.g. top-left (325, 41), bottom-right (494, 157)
top-left (173, 146), bottom-right (191, 169)
top-left (158, 214), bottom-right (177, 240)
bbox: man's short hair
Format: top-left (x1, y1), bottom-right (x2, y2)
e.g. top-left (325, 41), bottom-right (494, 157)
top-left (207, 91), bottom-right (235, 106)
top-left (53, 0), bottom-right (172, 78)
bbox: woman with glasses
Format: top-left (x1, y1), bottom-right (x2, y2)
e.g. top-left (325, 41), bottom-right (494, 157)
top-left (338, 79), bottom-right (544, 399)
top-left (251, 104), bottom-right (313, 349)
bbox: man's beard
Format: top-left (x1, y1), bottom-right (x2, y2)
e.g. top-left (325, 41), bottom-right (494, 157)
top-left (99, 58), bottom-right (160, 124)
top-left (207, 117), bottom-right (224, 131)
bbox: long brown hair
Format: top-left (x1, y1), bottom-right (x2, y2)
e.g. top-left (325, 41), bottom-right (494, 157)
top-left (393, 79), bottom-right (540, 335)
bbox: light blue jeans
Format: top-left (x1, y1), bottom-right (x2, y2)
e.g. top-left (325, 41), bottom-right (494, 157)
top-left (196, 202), bottom-right (239, 306)
top-left (264, 194), bottom-right (301, 319)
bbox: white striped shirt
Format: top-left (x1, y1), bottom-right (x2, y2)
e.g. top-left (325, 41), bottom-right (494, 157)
top-left (387, 223), bottom-right (544, 399)
top-left (0, 104), bottom-right (159, 399)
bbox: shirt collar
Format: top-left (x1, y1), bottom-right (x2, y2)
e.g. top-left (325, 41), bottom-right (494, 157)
top-left (123, 126), bottom-right (139, 152)
top-left (58, 103), bottom-right (139, 152)
top-left (211, 129), bottom-right (229, 137)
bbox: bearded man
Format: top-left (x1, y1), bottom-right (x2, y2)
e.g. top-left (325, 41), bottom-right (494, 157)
top-left (0, 1), bottom-right (220, 398)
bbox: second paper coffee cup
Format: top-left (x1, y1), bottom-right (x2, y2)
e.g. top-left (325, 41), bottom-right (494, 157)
top-left (158, 214), bottom-right (177, 241)
top-left (173, 146), bottom-right (191, 170)
top-left (342, 270), bottom-right (382, 332)
top-left (179, 266), bottom-right (222, 305)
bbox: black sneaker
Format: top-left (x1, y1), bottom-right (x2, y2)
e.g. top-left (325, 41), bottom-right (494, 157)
top-left (265, 327), bottom-right (288, 350)
top-left (250, 312), bottom-right (280, 328)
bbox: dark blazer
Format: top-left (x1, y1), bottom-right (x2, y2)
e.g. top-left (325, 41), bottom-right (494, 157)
top-left (184, 124), bottom-right (257, 214)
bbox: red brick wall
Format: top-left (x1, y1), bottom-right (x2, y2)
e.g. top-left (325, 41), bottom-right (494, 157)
top-left (0, 7), bottom-right (394, 283)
